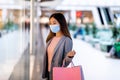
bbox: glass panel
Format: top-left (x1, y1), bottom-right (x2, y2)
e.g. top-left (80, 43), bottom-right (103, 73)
top-left (0, 0), bottom-right (30, 80)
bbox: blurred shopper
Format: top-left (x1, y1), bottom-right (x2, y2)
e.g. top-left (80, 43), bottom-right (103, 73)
top-left (73, 26), bottom-right (85, 40)
top-left (0, 32), bottom-right (1, 37)
top-left (25, 21), bottom-right (30, 32)
top-left (108, 36), bottom-right (120, 58)
top-left (42, 13), bottom-right (76, 80)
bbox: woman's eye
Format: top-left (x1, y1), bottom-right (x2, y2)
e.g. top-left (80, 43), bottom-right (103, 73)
top-left (53, 23), bottom-right (56, 24)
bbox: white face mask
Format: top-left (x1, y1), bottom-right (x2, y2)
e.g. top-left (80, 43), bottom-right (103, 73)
top-left (49, 25), bottom-right (60, 33)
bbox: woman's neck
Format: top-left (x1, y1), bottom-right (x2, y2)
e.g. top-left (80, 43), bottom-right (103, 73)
top-left (56, 31), bottom-right (63, 37)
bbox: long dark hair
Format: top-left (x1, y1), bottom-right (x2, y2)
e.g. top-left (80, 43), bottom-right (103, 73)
top-left (46, 13), bottom-right (71, 43)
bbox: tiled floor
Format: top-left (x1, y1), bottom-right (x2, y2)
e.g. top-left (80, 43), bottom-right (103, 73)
top-left (0, 29), bottom-right (29, 80)
top-left (72, 39), bottom-right (120, 80)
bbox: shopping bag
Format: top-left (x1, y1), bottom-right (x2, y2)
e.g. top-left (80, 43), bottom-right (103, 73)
top-left (53, 65), bottom-right (84, 80)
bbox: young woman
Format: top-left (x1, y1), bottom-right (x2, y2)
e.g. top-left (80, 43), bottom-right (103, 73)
top-left (42, 13), bottom-right (76, 80)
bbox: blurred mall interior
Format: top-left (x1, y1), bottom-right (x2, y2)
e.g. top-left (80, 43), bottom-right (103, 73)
top-left (0, 0), bottom-right (120, 80)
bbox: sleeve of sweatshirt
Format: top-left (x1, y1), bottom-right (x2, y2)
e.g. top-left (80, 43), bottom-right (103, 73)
top-left (63, 37), bottom-right (73, 67)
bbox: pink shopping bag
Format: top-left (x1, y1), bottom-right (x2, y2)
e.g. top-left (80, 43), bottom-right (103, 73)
top-left (53, 65), bottom-right (84, 80)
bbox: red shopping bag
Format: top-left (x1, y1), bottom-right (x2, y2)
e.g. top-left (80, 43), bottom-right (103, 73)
top-left (53, 65), bottom-right (84, 80)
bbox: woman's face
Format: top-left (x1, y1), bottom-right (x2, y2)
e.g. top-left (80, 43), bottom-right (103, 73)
top-left (49, 17), bottom-right (61, 33)
top-left (49, 17), bottom-right (60, 26)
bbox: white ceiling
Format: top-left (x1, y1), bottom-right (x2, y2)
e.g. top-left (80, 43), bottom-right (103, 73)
top-left (0, 0), bottom-right (23, 9)
top-left (0, 0), bottom-right (120, 9)
top-left (61, 0), bottom-right (120, 6)
top-left (40, 0), bottom-right (120, 10)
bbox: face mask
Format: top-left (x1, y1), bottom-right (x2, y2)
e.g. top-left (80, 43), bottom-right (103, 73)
top-left (49, 25), bottom-right (60, 33)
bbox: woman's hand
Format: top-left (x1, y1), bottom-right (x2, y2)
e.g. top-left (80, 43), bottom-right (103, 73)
top-left (66, 50), bottom-right (76, 58)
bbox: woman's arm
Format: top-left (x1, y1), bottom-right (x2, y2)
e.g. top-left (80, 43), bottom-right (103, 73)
top-left (63, 38), bottom-right (75, 67)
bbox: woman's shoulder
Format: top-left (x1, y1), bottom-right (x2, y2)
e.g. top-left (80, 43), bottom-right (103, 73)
top-left (64, 36), bottom-right (72, 40)
top-left (64, 36), bottom-right (73, 48)
top-left (64, 36), bottom-right (72, 44)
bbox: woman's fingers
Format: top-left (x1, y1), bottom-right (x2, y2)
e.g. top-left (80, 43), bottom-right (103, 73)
top-left (72, 50), bottom-right (76, 55)
top-left (67, 50), bottom-right (76, 57)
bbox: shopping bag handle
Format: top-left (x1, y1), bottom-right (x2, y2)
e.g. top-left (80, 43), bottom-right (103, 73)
top-left (62, 60), bottom-right (75, 67)
top-left (71, 61), bottom-right (75, 67)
